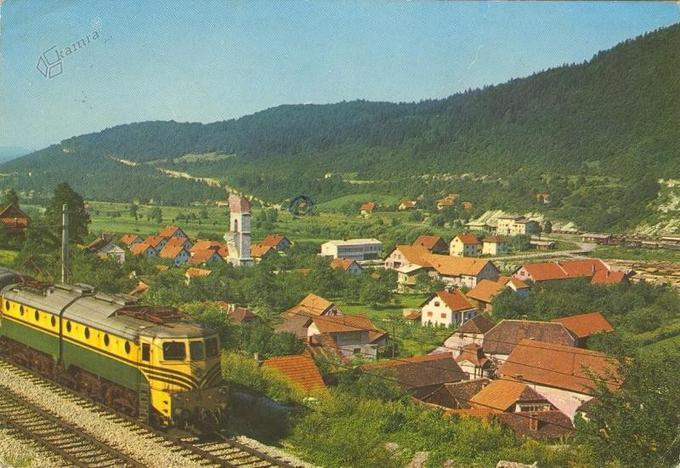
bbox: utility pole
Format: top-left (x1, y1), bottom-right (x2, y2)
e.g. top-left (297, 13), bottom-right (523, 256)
top-left (61, 203), bottom-right (69, 284)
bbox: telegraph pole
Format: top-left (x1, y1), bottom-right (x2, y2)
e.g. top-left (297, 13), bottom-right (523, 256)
top-left (61, 203), bottom-right (69, 284)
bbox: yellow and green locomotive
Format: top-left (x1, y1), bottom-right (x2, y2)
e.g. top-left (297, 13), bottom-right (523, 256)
top-left (0, 269), bottom-right (227, 431)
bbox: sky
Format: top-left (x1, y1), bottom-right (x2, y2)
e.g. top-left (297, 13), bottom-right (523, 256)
top-left (1, 1), bottom-right (679, 150)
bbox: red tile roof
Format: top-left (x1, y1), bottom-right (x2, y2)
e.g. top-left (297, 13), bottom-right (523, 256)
top-left (185, 267), bottom-right (212, 278)
top-left (466, 279), bottom-right (505, 304)
top-left (363, 353), bottom-right (466, 391)
top-left (470, 379), bottom-right (548, 412)
top-left (263, 355), bottom-right (326, 393)
top-left (455, 343), bottom-right (491, 368)
top-left (551, 312), bottom-right (614, 339)
top-left (158, 225), bottom-right (184, 238)
top-left (455, 233), bottom-right (481, 245)
top-left (483, 235), bottom-right (506, 244)
top-left (591, 269), bottom-right (627, 285)
top-left (457, 314), bottom-right (496, 334)
top-left (260, 234), bottom-right (288, 248)
top-left (251, 243), bottom-right (275, 258)
top-left (492, 410), bottom-right (574, 440)
top-left (310, 314), bottom-right (377, 334)
top-left (360, 202), bottom-right (376, 211)
top-left (189, 249), bottom-right (224, 264)
top-left (144, 235), bottom-right (166, 249)
top-left (159, 242), bottom-right (188, 259)
top-left (483, 320), bottom-right (576, 355)
top-left (429, 289), bottom-right (475, 312)
top-left (498, 339), bottom-right (621, 394)
top-left (130, 242), bottom-right (153, 256)
top-left (412, 235), bottom-right (446, 251)
top-left (427, 255), bottom-right (496, 277)
top-left (330, 258), bottom-right (359, 272)
top-left (285, 293), bottom-right (336, 317)
top-left (518, 258), bottom-right (609, 282)
top-left (120, 234), bottom-right (141, 246)
top-left (191, 240), bottom-right (223, 252)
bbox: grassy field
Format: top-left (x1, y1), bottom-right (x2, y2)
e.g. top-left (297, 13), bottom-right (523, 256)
top-left (594, 245), bottom-right (680, 263)
top-left (0, 249), bottom-right (18, 267)
top-left (316, 193), bottom-right (402, 211)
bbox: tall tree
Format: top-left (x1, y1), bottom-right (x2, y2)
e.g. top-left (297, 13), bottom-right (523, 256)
top-left (44, 182), bottom-right (90, 243)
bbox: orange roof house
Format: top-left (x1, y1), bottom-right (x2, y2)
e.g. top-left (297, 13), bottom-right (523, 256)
top-left (120, 233), bottom-right (143, 248)
top-left (158, 240), bottom-right (190, 265)
top-left (144, 235), bottom-right (167, 251)
top-left (130, 242), bottom-right (156, 257)
top-left (189, 248), bottom-right (225, 265)
top-left (158, 225), bottom-right (187, 239)
top-left (514, 258), bottom-right (610, 283)
top-left (412, 235), bottom-right (448, 254)
top-left (306, 314), bottom-right (386, 361)
top-left (420, 289), bottom-right (478, 327)
top-left (483, 320), bottom-right (577, 357)
top-left (360, 202), bottom-right (376, 214)
top-left (0, 204), bottom-right (29, 233)
top-left (184, 267), bottom-right (212, 283)
top-left (263, 355), bottom-right (326, 393)
top-left (330, 258), bottom-right (362, 275)
top-left (259, 234), bottom-right (291, 250)
top-left (498, 339), bottom-right (621, 395)
top-left (284, 293), bottom-right (341, 318)
top-left (470, 379), bottom-right (553, 413)
top-left (591, 269), bottom-right (628, 285)
top-left (551, 312), bottom-right (614, 341)
top-left (251, 243), bottom-right (276, 260)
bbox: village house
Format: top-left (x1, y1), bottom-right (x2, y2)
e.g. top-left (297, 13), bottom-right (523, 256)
top-left (130, 242), bottom-right (156, 258)
top-left (385, 245), bottom-right (500, 290)
top-left (551, 312), bottom-right (614, 347)
top-left (421, 289), bottom-right (478, 328)
top-left (460, 201), bottom-right (474, 210)
top-left (449, 234), bottom-right (482, 257)
top-left (306, 314), bottom-right (386, 360)
top-left (360, 202), bottom-right (376, 215)
top-left (184, 267), bottom-right (212, 284)
top-left (465, 276), bottom-right (530, 312)
top-left (0, 204), bottom-right (30, 235)
top-left (411, 235), bottom-right (448, 254)
top-left (158, 239), bottom-right (191, 266)
top-left (258, 234), bottom-right (291, 252)
top-left (513, 258), bottom-right (610, 283)
top-left (483, 320), bottom-right (577, 362)
top-left (418, 378), bottom-right (490, 410)
top-left (85, 235), bottom-right (126, 264)
top-left (190, 240), bottom-right (229, 258)
top-left (143, 235), bottom-right (168, 254)
top-left (491, 409), bottom-right (574, 441)
top-left (120, 233), bottom-right (143, 249)
top-left (443, 313), bottom-right (496, 356)
top-left (496, 216), bottom-right (540, 236)
top-left (251, 243), bottom-right (277, 262)
top-left (158, 225), bottom-right (188, 240)
top-left (263, 354), bottom-right (326, 393)
top-left (398, 200), bottom-right (417, 211)
top-left (497, 339), bottom-right (620, 420)
top-left (590, 269), bottom-right (628, 285)
top-left (284, 293), bottom-right (343, 318)
top-left (481, 236), bottom-right (508, 256)
top-left (320, 238), bottom-right (382, 261)
top-left (529, 239), bottom-right (556, 251)
top-left (455, 343), bottom-right (494, 379)
top-left (470, 379), bottom-right (555, 413)
top-left (362, 353), bottom-right (466, 398)
top-left (436, 194), bottom-right (459, 210)
top-left (189, 248), bottom-right (225, 265)
top-left (580, 233), bottom-right (614, 245)
top-left (330, 258), bottom-right (363, 276)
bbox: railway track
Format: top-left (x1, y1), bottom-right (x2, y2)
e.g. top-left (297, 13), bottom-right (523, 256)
top-left (0, 358), bottom-right (299, 467)
top-left (0, 381), bottom-right (143, 467)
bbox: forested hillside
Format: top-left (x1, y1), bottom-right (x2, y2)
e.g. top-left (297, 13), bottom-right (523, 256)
top-left (3, 23), bottom-right (680, 226)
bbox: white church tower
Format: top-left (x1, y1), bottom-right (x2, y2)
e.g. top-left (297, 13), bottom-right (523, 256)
top-left (225, 193), bottom-right (253, 267)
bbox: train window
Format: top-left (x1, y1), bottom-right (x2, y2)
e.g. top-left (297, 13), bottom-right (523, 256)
top-left (4, 301), bottom-right (9, 311)
top-left (205, 337), bottom-right (219, 358)
top-left (103, 334), bottom-right (110, 347)
top-left (19, 305), bottom-right (24, 316)
top-left (51, 316), bottom-right (56, 327)
top-left (124, 341), bottom-right (131, 354)
top-left (189, 341), bottom-right (205, 360)
top-left (66, 321), bottom-right (72, 332)
top-left (141, 343), bottom-right (150, 361)
top-left (84, 327), bottom-right (90, 339)
top-left (34, 310), bottom-right (39, 321)
top-left (162, 341), bottom-right (186, 361)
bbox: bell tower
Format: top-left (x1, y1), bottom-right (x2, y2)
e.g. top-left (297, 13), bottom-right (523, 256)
top-left (225, 193), bottom-right (253, 267)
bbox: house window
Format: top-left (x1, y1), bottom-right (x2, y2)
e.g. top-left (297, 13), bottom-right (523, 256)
top-left (426, 311), bottom-right (433, 318)
top-left (353, 348), bottom-right (361, 355)
top-left (440, 313), bottom-right (446, 319)
top-left (434, 301), bottom-right (440, 307)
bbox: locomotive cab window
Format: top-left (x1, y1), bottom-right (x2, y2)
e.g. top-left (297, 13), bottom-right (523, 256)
top-left (205, 337), bottom-right (219, 358)
top-left (189, 341), bottom-right (205, 360)
top-left (141, 343), bottom-right (150, 361)
top-left (162, 341), bottom-right (186, 361)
